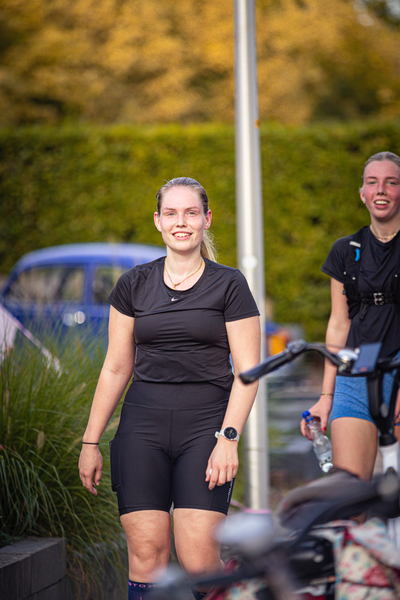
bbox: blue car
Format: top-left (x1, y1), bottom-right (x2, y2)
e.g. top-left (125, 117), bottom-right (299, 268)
top-left (0, 243), bottom-right (166, 340)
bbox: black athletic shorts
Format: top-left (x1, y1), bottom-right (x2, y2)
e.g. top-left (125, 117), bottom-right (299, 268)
top-left (109, 381), bottom-right (234, 516)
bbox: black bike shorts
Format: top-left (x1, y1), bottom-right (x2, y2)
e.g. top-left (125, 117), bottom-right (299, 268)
top-left (109, 381), bottom-right (234, 516)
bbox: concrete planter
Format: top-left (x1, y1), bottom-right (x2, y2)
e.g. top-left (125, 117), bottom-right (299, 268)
top-left (0, 538), bottom-right (71, 600)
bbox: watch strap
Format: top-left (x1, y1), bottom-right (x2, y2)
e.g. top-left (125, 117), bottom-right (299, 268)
top-left (215, 428), bottom-right (240, 442)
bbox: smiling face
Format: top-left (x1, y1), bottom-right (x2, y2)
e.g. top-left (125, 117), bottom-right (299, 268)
top-left (360, 160), bottom-right (400, 224)
top-left (154, 186), bottom-right (212, 255)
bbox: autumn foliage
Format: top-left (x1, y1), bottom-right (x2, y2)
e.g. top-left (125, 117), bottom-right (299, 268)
top-left (0, 0), bottom-right (400, 126)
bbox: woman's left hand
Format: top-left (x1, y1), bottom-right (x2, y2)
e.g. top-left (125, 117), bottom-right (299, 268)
top-left (205, 437), bottom-right (239, 490)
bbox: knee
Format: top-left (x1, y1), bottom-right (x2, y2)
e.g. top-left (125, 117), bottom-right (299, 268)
top-left (122, 515), bottom-right (171, 579)
top-left (177, 545), bottom-right (222, 576)
top-left (174, 510), bottom-right (226, 576)
top-left (128, 536), bottom-right (170, 564)
top-left (127, 537), bottom-right (170, 580)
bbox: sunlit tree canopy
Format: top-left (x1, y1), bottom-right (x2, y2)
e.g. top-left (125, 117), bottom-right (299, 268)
top-left (0, 0), bottom-right (400, 125)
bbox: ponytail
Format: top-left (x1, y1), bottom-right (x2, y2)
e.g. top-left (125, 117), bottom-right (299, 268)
top-left (201, 230), bottom-right (217, 262)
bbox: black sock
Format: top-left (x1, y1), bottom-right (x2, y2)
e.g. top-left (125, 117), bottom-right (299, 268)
top-left (128, 580), bottom-right (157, 600)
top-left (191, 590), bottom-right (208, 599)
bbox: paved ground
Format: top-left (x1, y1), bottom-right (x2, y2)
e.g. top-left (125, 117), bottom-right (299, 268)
top-left (267, 367), bottom-right (384, 478)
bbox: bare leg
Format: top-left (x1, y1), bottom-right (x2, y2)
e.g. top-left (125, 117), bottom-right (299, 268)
top-left (394, 426), bottom-right (400, 444)
top-left (331, 417), bottom-right (378, 480)
top-left (120, 510), bottom-right (171, 582)
top-left (173, 508), bottom-right (226, 576)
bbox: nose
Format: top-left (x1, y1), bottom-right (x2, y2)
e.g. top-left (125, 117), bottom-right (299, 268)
top-left (176, 212), bottom-right (187, 226)
top-left (377, 181), bottom-right (387, 194)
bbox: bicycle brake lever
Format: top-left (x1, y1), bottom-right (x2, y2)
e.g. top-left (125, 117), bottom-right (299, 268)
top-left (337, 348), bottom-right (359, 374)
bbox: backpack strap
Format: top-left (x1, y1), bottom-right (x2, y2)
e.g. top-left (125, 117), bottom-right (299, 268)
top-left (343, 228), bottom-right (365, 319)
top-left (347, 228), bottom-right (364, 267)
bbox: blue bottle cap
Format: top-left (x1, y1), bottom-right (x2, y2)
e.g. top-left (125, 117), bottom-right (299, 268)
top-left (302, 410), bottom-right (313, 421)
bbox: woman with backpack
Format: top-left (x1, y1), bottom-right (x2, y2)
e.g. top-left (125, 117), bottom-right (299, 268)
top-left (301, 151), bottom-right (400, 480)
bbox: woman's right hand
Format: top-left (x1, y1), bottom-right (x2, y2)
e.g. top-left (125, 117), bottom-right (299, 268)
top-left (79, 445), bottom-right (103, 496)
top-left (300, 395), bottom-right (333, 439)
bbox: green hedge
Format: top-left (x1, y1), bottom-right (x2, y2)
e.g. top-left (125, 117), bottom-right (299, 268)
top-left (2, 120), bottom-right (400, 339)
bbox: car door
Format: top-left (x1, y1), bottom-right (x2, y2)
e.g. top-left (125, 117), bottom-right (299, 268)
top-left (84, 262), bottom-right (134, 338)
top-left (1, 263), bottom-right (86, 338)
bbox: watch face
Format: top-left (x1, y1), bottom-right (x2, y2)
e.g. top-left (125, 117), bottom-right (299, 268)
top-left (224, 427), bottom-right (238, 440)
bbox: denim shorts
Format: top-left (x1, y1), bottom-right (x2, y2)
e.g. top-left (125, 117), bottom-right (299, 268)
top-left (331, 350), bottom-right (400, 424)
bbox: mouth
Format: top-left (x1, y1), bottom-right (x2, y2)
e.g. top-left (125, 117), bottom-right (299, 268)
top-left (374, 199), bottom-right (389, 206)
top-left (173, 232), bottom-right (192, 239)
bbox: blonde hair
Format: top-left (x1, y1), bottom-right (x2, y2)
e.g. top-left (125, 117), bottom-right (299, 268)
top-left (362, 151), bottom-right (400, 183)
top-left (156, 177), bottom-right (217, 262)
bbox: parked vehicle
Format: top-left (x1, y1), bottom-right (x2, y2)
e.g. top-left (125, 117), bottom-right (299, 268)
top-left (0, 243), bottom-right (166, 340)
top-left (1, 243), bottom-right (296, 359)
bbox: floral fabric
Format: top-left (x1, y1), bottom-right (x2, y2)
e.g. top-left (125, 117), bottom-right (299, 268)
top-left (206, 519), bottom-right (400, 600)
top-left (316, 518), bottom-right (400, 600)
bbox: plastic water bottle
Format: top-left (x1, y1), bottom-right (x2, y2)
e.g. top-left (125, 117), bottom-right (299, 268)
top-left (302, 411), bottom-right (333, 473)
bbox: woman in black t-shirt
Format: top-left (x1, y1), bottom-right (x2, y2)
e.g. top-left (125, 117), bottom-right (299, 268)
top-left (78, 177), bottom-right (261, 600)
top-left (301, 152), bottom-right (400, 481)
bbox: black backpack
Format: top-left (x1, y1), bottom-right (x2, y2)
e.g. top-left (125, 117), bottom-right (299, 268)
top-left (343, 226), bottom-right (399, 320)
top-left (342, 227), bottom-right (364, 319)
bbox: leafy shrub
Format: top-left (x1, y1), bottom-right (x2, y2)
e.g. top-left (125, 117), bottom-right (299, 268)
top-left (1, 119), bottom-right (400, 338)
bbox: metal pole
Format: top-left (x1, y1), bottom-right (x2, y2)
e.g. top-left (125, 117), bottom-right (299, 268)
top-left (234, 0), bottom-right (269, 508)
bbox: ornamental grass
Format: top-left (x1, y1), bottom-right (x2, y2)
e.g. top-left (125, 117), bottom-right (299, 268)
top-left (0, 330), bottom-right (125, 599)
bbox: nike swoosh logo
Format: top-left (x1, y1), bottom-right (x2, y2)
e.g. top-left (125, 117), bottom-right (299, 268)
top-left (171, 297), bottom-right (178, 301)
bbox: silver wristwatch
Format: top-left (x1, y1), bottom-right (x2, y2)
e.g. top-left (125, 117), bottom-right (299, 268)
top-left (215, 427), bottom-right (240, 442)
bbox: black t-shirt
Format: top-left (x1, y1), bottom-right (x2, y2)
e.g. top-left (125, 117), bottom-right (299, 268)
top-left (322, 227), bottom-right (400, 357)
top-left (108, 257), bottom-right (260, 389)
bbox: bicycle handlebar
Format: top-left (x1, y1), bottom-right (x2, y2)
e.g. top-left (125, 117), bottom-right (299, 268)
top-left (240, 339), bottom-right (344, 384)
top-left (239, 339), bottom-right (400, 385)
top-left (150, 471), bottom-right (400, 600)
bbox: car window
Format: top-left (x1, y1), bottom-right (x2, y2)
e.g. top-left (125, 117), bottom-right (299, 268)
top-left (92, 266), bottom-right (128, 304)
top-left (4, 266), bottom-right (84, 305)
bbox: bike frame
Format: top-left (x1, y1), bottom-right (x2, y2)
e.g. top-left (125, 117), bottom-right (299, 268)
top-left (367, 353), bottom-right (400, 545)
top-left (241, 339), bottom-right (400, 546)
top-left (151, 472), bottom-right (399, 600)
top-left (151, 341), bottom-right (400, 600)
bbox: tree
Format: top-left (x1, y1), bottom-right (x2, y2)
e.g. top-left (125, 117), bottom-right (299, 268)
top-left (0, 0), bottom-right (400, 125)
